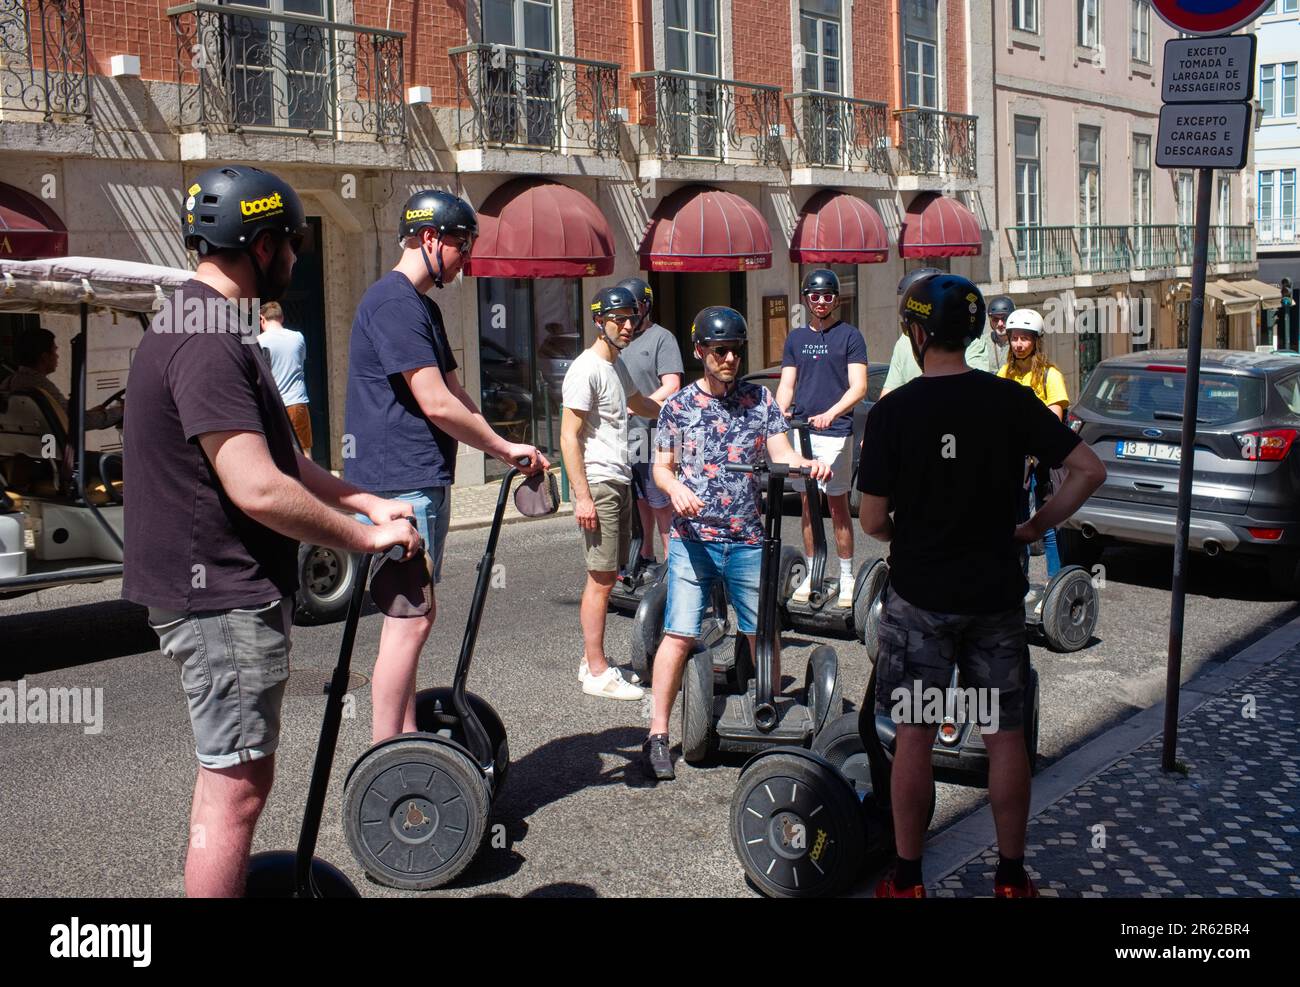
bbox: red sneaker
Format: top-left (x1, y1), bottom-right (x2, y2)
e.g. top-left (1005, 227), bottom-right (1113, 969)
top-left (875, 875), bottom-right (926, 898)
top-left (993, 876), bottom-right (1039, 898)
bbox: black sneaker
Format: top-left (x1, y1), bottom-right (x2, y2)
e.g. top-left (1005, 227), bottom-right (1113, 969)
top-left (643, 733), bottom-right (675, 780)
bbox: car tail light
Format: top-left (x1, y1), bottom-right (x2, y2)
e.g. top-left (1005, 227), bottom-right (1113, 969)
top-left (1247, 527), bottom-right (1284, 541)
top-left (1066, 410), bottom-right (1083, 434)
top-left (1235, 428), bottom-right (1298, 461)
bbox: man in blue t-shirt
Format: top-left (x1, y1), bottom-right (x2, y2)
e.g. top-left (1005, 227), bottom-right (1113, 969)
top-left (775, 269), bottom-right (868, 609)
top-left (345, 189), bottom-right (547, 745)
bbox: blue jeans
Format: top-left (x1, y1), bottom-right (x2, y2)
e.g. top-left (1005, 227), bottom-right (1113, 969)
top-left (356, 486), bottom-right (449, 583)
top-left (1020, 472), bottom-right (1060, 579)
top-left (664, 538), bottom-right (762, 638)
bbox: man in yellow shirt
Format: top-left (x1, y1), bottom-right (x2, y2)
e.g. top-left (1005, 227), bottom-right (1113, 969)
top-left (996, 309), bottom-right (1066, 583)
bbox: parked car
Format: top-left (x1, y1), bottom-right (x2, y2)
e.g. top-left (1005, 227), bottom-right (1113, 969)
top-left (743, 364), bottom-right (887, 517)
top-left (1062, 348), bottom-right (1300, 596)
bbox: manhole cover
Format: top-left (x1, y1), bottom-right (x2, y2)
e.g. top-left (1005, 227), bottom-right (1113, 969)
top-left (286, 669), bottom-right (368, 697)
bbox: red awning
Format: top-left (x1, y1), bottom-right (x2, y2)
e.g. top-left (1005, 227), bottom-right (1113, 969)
top-left (465, 177), bottom-right (615, 278)
top-left (898, 192), bottom-right (982, 259)
top-left (640, 184), bottom-right (771, 272)
top-left (790, 190), bottom-right (889, 264)
top-left (0, 183), bottom-right (68, 260)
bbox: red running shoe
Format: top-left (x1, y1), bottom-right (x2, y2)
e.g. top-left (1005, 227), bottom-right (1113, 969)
top-left (875, 875), bottom-right (926, 898)
top-left (993, 876), bottom-right (1040, 898)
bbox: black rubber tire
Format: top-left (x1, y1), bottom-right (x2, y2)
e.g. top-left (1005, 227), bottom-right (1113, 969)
top-left (1024, 668), bottom-right (1040, 775)
top-left (1040, 565), bottom-right (1099, 652)
top-left (681, 648), bottom-right (714, 764)
top-left (855, 558), bottom-right (889, 655)
top-left (342, 737), bottom-right (489, 891)
top-left (244, 852), bottom-right (360, 898)
top-left (804, 645), bottom-right (843, 735)
top-left (414, 688), bottom-right (510, 797)
top-left (628, 580), bottom-right (667, 685)
top-left (811, 712), bottom-right (873, 792)
top-left (293, 544), bottom-right (357, 625)
top-left (730, 633), bottom-right (755, 694)
top-left (730, 752), bottom-right (866, 898)
top-left (777, 546), bottom-right (807, 629)
top-left (1056, 527), bottom-right (1105, 571)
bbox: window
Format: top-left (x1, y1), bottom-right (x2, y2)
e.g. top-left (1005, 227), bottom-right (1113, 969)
top-left (1012, 0), bottom-right (1038, 32)
top-left (1261, 64), bottom-right (1276, 118)
top-left (1077, 0), bottom-right (1098, 48)
top-left (224, 0), bottom-right (332, 132)
top-left (1015, 117), bottom-right (1041, 227)
top-left (1284, 63), bottom-right (1297, 116)
top-left (1131, 134), bottom-right (1151, 264)
top-left (903, 0), bottom-right (939, 109)
top-left (800, 0), bottom-right (844, 165)
top-left (1130, 1), bottom-right (1151, 62)
top-left (1078, 125), bottom-right (1101, 225)
top-left (1177, 172), bottom-right (1195, 227)
top-left (1260, 171), bottom-right (1276, 241)
top-left (1217, 176), bottom-right (1231, 231)
top-left (665, 0), bottom-right (721, 157)
top-left (481, 0), bottom-right (558, 146)
top-left (1283, 170), bottom-right (1296, 231)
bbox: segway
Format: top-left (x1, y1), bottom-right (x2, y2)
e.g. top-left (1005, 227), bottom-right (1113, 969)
top-left (608, 469), bottom-right (662, 616)
top-left (1025, 565), bottom-right (1098, 653)
top-left (628, 578), bottom-right (733, 688)
top-left (681, 462), bottom-right (842, 765)
top-left (781, 418), bottom-right (879, 639)
top-left (244, 541), bottom-right (405, 898)
top-left (341, 465), bottom-right (555, 890)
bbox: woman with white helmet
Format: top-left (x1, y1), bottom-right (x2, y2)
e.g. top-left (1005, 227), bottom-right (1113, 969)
top-left (997, 308), bottom-right (1068, 582)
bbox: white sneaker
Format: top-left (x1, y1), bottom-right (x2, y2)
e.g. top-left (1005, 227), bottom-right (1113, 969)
top-left (578, 657), bottom-right (641, 685)
top-left (582, 664), bottom-right (645, 701)
top-left (837, 573), bottom-right (855, 609)
top-left (791, 573), bottom-right (813, 603)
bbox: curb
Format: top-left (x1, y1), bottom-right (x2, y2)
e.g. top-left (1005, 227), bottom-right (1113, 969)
top-left (920, 613), bottom-right (1300, 887)
top-left (448, 503), bottom-right (574, 533)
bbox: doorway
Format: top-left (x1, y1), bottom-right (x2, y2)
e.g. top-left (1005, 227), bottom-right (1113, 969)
top-left (649, 270), bottom-right (747, 362)
top-left (280, 216), bottom-right (331, 467)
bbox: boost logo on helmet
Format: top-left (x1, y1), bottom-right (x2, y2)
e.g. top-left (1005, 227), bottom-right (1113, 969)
top-left (905, 297), bottom-right (933, 317)
top-left (405, 208), bottom-right (435, 221)
top-left (240, 191), bottom-right (285, 221)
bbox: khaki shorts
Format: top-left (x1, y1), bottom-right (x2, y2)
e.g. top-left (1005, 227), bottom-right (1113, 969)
top-left (582, 480), bottom-right (631, 573)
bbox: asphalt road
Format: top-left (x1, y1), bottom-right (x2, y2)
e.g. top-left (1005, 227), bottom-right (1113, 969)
top-left (1, 514), bottom-right (1297, 898)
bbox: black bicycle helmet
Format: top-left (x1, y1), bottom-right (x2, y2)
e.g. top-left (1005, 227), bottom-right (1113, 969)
top-left (399, 189), bottom-right (477, 287)
top-left (801, 268), bottom-right (840, 296)
top-left (590, 285), bottom-right (639, 320)
top-left (618, 277), bottom-right (653, 309)
top-left (183, 165), bottom-right (306, 255)
top-left (896, 266), bottom-right (944, 297)
top-left (691, 306), bottom-right (748, 345)
top-left (899, 274), bottom-right (986, 351)
top-left (987, 295), bottom-right (1016, 318)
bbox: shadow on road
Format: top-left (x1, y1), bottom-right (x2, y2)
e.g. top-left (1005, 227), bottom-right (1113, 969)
top-left (0, 599), bottom-right (154, 680)
top-left (1099, 543), bottom-right (1295, 603)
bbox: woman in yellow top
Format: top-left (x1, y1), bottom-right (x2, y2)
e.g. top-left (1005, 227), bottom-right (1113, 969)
top-left (997, 308), bottom-right (1066, 580)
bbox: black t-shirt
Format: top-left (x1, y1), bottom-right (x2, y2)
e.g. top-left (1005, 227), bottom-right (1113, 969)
top-left (122, 280), bottom-right (301, 611)
top-left (856, 370), bottom-right (1080, 614)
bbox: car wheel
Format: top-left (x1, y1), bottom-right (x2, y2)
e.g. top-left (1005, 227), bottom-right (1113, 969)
top-left (294, 544), bottom-right (358, 625)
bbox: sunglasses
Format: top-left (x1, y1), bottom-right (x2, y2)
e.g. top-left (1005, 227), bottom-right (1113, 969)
top-left (603, 313), bottom-right (636, 325)
top-left (805, 292), bottom-right (837, 305)
top-left (443, 234), bottom-right (475, 255)
top-left (703, 343), bottom-right (744, 358)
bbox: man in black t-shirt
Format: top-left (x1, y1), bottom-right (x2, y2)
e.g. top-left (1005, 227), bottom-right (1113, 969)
top-left (856, 274), bottom-right (1105, 899)
top-left (123, 166), bottom-right (420, 897)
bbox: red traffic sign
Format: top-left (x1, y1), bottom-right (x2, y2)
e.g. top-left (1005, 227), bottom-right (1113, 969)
top-left (1152, 1), bottom-right (1272, 35)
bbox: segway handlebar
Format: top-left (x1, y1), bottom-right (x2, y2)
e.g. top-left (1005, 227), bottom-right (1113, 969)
top-left (724, 462), bottom-right (815, 479)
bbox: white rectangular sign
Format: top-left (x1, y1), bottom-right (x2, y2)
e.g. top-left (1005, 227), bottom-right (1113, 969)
top-left (1156, 102), bottom-right (1252, 170)
top-left (1161, 35), bottom-right (1256, 103)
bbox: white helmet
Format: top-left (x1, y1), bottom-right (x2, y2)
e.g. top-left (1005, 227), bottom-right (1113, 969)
top-left (1005, 308), bottom-right (1044, 337)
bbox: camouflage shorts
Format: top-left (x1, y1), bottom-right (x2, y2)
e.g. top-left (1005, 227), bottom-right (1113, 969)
top-left (873, 588), bottom-right (1028, 731)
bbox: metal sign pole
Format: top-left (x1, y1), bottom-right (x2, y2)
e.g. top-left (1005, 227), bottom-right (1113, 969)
top-left (1162, 166), bottom-right (1214, 772)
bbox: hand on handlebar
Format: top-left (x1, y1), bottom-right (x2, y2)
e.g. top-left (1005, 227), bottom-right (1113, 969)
top-left (500, 443), bottom-right (549, 474)
top-left (809, 412), bottom-right (834, 432)
top-left (371, 518), bottom-right (423, 561)
top-left (803, 458), bottom-right (832, 484)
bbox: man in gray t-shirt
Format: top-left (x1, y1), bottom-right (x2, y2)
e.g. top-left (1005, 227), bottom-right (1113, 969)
top-left (617, 277), bottom-right (683, 566)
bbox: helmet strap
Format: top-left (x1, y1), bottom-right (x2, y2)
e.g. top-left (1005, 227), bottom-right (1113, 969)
top-left (419, 230), bottom-right (444, 289)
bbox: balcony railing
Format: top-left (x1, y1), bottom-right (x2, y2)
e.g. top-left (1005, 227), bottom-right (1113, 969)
top-left (785, 92), bottom-right (889, 173)
top-left (1258, 216), bottom-right (1298, 245)
top-left (168, 2), bottom-right (406, 143)
top-left (1076, 225), bottom-right (1132, 274)
top-left (893, 107), bottom-right (977, 178)
top-left (450, 44), bottom-right (619, 156)
top-left (1213, 224), bottom-right (1254, 264)
top-left (1008, 226), bottom-right (1074, 279)
top-left (0, 0), bottom-right (90, 120)
top-left (632, 70), bottom-right (782, 166)
top-left (1130, 224), bottom-right (1181, 268)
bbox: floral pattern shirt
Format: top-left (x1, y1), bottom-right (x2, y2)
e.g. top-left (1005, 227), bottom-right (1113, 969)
top-left (655, 380), bottom-right (788, 543)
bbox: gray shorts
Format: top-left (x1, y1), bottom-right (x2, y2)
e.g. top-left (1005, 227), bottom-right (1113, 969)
top-left (582, 480), bottom-right (631, 573)
top-left (874, 589), bottom-right (1028, 731)
top-left (148, 598), bottom-right (293, 769)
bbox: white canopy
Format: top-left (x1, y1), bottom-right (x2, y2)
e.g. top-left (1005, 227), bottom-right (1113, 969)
top-left (0, 256), bottom-right (194, 315)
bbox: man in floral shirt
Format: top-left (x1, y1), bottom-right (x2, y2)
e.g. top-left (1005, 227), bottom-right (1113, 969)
top-left (641, 306), bottom-right (830, 780)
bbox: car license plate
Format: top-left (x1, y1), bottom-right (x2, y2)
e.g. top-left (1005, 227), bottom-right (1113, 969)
top-left (1116, 440), bottom-right (1181, 463)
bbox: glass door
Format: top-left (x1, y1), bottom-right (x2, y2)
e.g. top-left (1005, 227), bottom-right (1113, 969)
top-left (482, 0), bottom-right (557, 146)
top-left (223, 0), bottom-right (332, 132)
top-left (800, 0), bottom-right (843, 165)
top-left (665, 0), bottom-right (721, 157)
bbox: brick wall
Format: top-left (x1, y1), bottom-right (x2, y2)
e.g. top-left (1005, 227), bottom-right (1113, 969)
top-left (81, 2), bottom-right (175, 81)
top-left (852, 0), bottom-right (893, 104)
top-left (945, 0), bottom-right (966, 114)
top-left (575, 0), bottom-right (634, 105)
top-left (732, 0), bottom-right (792, 134)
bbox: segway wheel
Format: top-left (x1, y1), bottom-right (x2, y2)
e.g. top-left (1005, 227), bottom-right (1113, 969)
top-left (244, 851), bottom-right (360, 898)
top-left (681, 648), bottom-right (714, 764)
top-left (342, 737), bottom-right (490, 891)
top-left (813, 713), bottom-right (938, 830)
top-left (1040, 566), bottom-right (1098, 653)
top-left (856, 558), bottom-right (889, 657)
top-left (1024, 668), bottom-right (1040, 775)
top-left (730, 752), bottom-right (866, 898)
top-left (729, 634), bottom-right (755, 694)
top-left (777, 547), bottom-right (807, 627)
top-left (415, 688), bottom-right (510, 797)
top-left (628, 580), bottom-right (667, 685)
top-left (803, 645), bottom-right (843, 735)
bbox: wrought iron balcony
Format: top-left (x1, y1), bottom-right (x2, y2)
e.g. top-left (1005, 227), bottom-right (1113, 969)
top-left (1007, 226), bottom-right (1074, 279)
top-left (1130, 224), bottom-right (1181, 269)
top-left (785, 92), bottom-right (888, 173)
top-left (632, 70), bottom-right (782, 166)
top-left (167, 2), bottom-right (406, 142)
top-left (1213, 225), bottom-right (1254, 264)
top-left (449, 44), bottom-right (619, 156)
top-left (1076, 225), bottom-right (1132, 274)
top-left (0, 0), bottom-right (90, 120)
top-left (893, 107), bottom-right (976, 178)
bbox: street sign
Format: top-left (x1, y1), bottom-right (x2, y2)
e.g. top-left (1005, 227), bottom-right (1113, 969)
top-left (1152, 0), bottom-right (1272, 36)
top-left (1156, 102), bottom-right (1253, 170)
top-left (1161, 35), bottom-right (1256, 103)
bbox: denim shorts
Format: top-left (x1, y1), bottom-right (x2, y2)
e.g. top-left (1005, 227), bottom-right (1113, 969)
top-left (356, 486), bottom-right (449, 584)
top-left (148, 598), bottom-right (293, 770)
top-left (631, 459), bottom-right (671, 510)
top-left (664, 538), bottom-right (762, 638)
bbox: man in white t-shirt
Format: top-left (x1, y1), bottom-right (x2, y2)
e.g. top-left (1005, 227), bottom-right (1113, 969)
top-left (561, 285), bottom-right (663, 700)
top-left (258, 300), bottom-right (312, 457)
